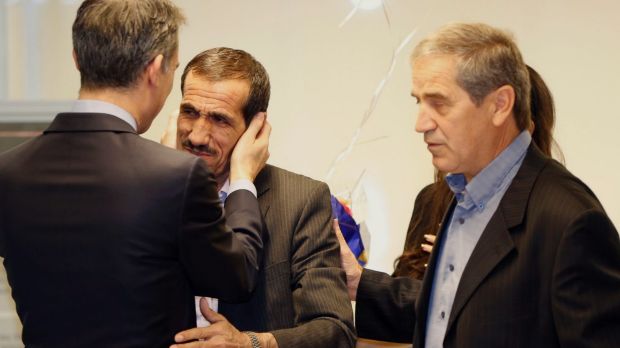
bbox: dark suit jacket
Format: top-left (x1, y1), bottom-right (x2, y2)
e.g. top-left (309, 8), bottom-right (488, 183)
top-left (219, 165), bottom-right (356, 348)
top-left (0, 113), bottom-right (263, 347)
top-left (356, 145), bottom-right (620, 347)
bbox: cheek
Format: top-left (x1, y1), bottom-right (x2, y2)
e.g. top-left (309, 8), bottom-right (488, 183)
top-left (219, 136), bottom-right (238, 156)
top-left (219, 127), bottom-right (246, 152)
top-left (177, 119), bottom-right (194, 134)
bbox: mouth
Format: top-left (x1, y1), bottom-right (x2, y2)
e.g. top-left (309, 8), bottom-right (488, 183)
top-left (425, 142), bottom-right (442, 153)
top-left (183, 146), bottom-right (215, 157)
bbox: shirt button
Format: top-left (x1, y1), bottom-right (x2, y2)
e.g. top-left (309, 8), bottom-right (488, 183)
top-left (449, 264), bottom-right (454, 271)
top-left (440, 311), bottom-right (445, 319)
top-left (459, 218), bottom-right (465, 224)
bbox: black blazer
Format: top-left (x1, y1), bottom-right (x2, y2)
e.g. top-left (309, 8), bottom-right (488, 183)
top-left (356, 145), bottom-right (620, 347)
top-left (0, 113), bottom-right (263, 347)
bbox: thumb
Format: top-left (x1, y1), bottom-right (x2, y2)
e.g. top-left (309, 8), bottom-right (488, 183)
top-left (333, 219), bottom-right (347, 246)
top-left (199, 297), bottom-right (223, 324)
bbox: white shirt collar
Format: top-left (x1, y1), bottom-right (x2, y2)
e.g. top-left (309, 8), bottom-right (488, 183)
top-left (71, 99), bottom-right (137, 131)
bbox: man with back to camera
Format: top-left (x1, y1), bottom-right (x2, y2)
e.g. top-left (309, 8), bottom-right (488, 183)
top-left (0, 1), bottom-right (270, 347)
top-left (164, 47), bottom-right (355, 348)
top-left (339, 22), bottom-right (620, 347)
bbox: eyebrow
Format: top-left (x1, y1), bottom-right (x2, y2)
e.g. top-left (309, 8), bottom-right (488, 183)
top-left (179, 102), bottom-right (235, 124)
top-left (207, 110), bottom-right (234, 123)
top-left (179, 102), bottom-right (198, 111)
top-left (411, 91), bottom-right (448, 101)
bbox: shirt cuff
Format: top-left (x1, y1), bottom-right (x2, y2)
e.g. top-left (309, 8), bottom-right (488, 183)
top-left (229, 179), bottom-right (257, 198)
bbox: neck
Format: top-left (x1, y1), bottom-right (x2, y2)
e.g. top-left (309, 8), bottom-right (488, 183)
top-left (215, 171), bottom-right (229, 192)
top-left (491, 124), bottom-right (521, 160)
top-left (465, 124), bottom-right (521, 183)
top-left (78, 86), bottom-right (148, 133)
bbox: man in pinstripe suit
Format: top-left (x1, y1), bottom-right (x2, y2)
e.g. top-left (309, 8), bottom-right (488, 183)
top-left (344, 23), bottom-right (620, 347)
top-left (170, 47), bottom-right (355, 348)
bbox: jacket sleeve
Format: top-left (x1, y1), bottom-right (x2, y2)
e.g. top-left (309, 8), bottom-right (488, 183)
top-left (356, 268), bottom-right (421, 343)
top-left (270, 183), bottom-right (356, 348)
top-left (178, 158), bottom-right (263, 302)
top-left (552, 208), bottom-right (620, 347)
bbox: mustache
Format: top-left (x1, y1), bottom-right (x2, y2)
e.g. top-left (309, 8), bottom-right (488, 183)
top-left (181, 139), bottom-right (217, 156)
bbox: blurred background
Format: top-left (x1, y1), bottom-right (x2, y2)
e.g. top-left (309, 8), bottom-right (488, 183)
top-left (1, 0), bottom-right (619, 347)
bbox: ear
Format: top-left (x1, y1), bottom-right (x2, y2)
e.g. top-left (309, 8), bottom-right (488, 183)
top-left (145, 54), bottom-right (165, 87)
top-left (72, 50), bottom-right (80, 71)
top-left (490, 85), bottom-right (515, 127)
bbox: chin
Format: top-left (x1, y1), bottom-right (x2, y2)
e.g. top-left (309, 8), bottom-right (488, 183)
top-left (432, 158), bottom-right (455, 174)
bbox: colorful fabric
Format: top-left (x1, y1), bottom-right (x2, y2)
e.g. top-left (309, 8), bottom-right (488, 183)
top-left (331, 195), bottom-right (367, 266)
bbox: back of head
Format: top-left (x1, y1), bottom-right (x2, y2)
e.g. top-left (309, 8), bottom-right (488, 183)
top-left (181, 47), bottom-right (271, 125)
top-left (411, 23), bottom-right (532, 131)
top-left (73, 0), bottom-right (185, 90)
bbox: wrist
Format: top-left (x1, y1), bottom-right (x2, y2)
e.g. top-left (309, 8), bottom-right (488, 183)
top-left (230, 170), bottom-right (254, 183)
top-left (244, 331), bottom-right (261, 348)
top-left (257, 332), bottom-right (278, 348)
top-left (243, 332), bottom-right (277, 348)
top-left (348, 265), bottom-right (363, 301)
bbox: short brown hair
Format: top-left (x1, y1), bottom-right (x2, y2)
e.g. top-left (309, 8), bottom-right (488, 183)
top-left (73, 0), bottom-right (185, 90)
top-left (181, 47), bottom-right (271, 125)
top-left (411, 23), bottom-right (531, 130)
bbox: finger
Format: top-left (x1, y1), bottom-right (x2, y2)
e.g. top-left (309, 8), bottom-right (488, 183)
top-left (199, 297), bottom-right (225, 324)
top-left (255, 120), bottom-right (272, 145)
top-left (169, 108), bottom-right (179, 122)
top-left (161, 109), bottom-right (180, 147)
top-left (424, 234), bottom-right (436, 243)
top-left (421, 243), bottom-right (433, 253)
top-left (170, 341), bottom-right (206, 348)
top-left (174, 327), bottom-right (214, 343)
top-left (243, 113), bottom-right (266, 139)
top-left (333, 220), bottom-right (347, 245)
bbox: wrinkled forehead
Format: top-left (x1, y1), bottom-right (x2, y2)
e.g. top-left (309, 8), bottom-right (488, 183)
top-left (181, 73), bottom-right (249, 113)
top-left (411, 54), bottom-right (461, 95)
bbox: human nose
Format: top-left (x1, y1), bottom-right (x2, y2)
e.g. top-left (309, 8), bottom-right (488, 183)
top-left (187, 117), bottom-right (212, 145)
top-left (414, 107), bottom-right (436, 134)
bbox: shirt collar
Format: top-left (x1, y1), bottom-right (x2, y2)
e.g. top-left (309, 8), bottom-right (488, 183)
top-left (220, 178), bottom-right (230, 195)
top-left (446, 131), bottom-right (532, 211)
top-left (71, 100), bottom-right (137, 131)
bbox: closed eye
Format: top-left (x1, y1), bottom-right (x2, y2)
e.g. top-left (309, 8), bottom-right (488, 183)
top-left (209, 112), bottom-right (232, 126)
top-left (180, 105), bottom-right (200, 118)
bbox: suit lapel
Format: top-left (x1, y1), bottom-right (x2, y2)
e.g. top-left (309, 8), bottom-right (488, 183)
top-left (445, 210), bottom-right (514, 333)
top-left (414, 200), bottom-right (456, 347)
top-left (444, 144), bottom-right (549, 336)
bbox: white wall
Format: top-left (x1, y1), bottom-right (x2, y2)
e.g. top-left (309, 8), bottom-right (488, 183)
top-left (1, 0), bottom-right (619, 346)
top-left (144, 0), bottom-right (620, 273)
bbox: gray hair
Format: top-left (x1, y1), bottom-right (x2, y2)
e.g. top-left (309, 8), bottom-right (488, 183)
top-left (73, 0), bottom-right (185, 90)
top-left (412, 23), bottom-right (531, 130)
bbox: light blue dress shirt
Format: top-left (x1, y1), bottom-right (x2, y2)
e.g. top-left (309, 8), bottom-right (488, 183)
top-left (424, 131), bottom-right (531, 347)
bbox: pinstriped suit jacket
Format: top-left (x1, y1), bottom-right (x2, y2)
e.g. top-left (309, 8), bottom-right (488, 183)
top-left (356, 144), bottom-right (620, 347)
top-left (219, 165), bottom-right (356, 347)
